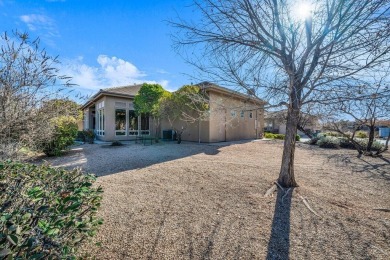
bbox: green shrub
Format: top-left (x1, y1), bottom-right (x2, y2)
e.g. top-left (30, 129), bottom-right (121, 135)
top-left (324, 131), bottom-right (341, 137)
top-left (264, 133), bottom-right (300, 141)
top-left (41, 116), bottom-right (78, 156)
top-left (370, 141), bottom-right (385, 151)
top-left (317, 136), bottom-right (340, 149)
top-left (339, 138), bottom-right (356, 149)
top-left (306, 137), bottom-right (319, 145)
top-left (76, 131), bottom-right (86, 142)
top-left (0, 161), bottom-right (103, 259)
top-left (264, 132), bottom-right (275, 139)
top-left (274, 134), bottom-right (285, 140)
top-left (355, 139), bottom-right (384, 151)
top-left (111, 141), bottom-right (123, 146)
top-left (83, 129), bottom-right (95, 144)
top-left (356, 131), bottom-right (368, 138)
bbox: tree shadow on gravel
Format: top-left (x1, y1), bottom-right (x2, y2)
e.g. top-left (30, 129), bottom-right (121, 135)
top-left (148, 198), bottom-right (173, 260)
top-left (266, 188), bottom-right (294, 260)
top-left (326, 152), bottom-right (390, 182)
top-left (38, 140), bottom-right (255, 177)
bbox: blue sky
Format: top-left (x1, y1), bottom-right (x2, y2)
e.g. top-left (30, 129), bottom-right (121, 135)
top-left (1, 0), bottom-right (197, 99)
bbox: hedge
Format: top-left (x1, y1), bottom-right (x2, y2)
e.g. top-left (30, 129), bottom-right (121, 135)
top-left (0, 161), bottom-right (103, 259)
top-left (264, 132), bottom-right (301, 141)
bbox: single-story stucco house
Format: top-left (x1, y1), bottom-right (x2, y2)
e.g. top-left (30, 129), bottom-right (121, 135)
top-left (80, 82), bottom-right (265, 142)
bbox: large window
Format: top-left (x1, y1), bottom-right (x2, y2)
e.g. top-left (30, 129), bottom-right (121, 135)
top-left (115, 109), bottom-right (126, 135)
top-left (128, 110), bottom-right (138, 136)
top-left (140, 114), bottom-right (150, 135)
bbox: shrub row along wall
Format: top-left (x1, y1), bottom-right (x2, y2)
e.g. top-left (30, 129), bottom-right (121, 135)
top-left (310, 136), bottom-right (384, 151)
top-left (264, 132), bottom-right (301, 141)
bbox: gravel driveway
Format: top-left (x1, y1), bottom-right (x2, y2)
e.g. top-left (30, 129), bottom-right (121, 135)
top-left (45, 140), bottom-right (390, 259)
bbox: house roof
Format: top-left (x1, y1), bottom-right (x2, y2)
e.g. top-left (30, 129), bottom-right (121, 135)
top-left (264, 110), bottom-right (287, 120)
top-left (81, 82), bottom-right (266, 110)
top-left (196, 81), bottom-right (266, 106)
top-left (81, 84), bottom-right (142, 109)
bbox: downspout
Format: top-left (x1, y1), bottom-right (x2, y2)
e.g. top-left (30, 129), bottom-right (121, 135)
top-left (255, 110), bottom-right (258, 138)
top-left (198, 118), bottom-right (201, 143)
top-left (224, 108), bottom-right (227, 142)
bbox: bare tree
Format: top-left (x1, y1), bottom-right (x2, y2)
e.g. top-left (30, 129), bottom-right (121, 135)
top-left (325, 71), bottom-right (390, 155)
top-left (0, 31), bottom-right (72, 160)
top-left (171, 0), bottom-right (390, 187)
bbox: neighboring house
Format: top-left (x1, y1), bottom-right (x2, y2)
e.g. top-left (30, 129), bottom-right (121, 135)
top-left (81, 82), bottom-right (265, 142)
top-left (264, 110), bottom-right (321, 136)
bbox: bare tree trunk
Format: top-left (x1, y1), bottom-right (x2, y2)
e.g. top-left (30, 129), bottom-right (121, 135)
top-left (278, 105), bottom-right (299, 188)
top-left (366, 124), bottom-right (375, 152)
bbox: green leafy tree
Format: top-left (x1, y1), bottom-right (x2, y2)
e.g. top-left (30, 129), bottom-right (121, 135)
top-left (134, 83), bottom-right (170, 139)
top-left (160, 85), bottom-right (209, 143)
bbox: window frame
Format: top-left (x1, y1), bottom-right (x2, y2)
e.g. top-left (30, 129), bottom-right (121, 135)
top-left (115, 108), bottom-right (127, 136)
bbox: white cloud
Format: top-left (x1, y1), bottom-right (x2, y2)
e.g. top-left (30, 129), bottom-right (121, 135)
top-left (19, 14), bottom-right (59, 46)
top-left (61, 55), bottom-right (170, 91)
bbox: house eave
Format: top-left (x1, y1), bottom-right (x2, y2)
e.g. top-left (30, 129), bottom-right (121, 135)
top-left (81, 91), bottom-right (137, 110)
top-left (197, 82), bottom-right (266, 106)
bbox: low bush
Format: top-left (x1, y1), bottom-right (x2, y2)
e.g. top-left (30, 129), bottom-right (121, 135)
top-left (111, 141), bottom-right (123, 146)
top-left (324, 132), bottom-right (341, 137)
top-left (274, 134), bottom-right (285, 140)
top-left (355, 139), bottom-right (384, 151)
top-left (339, 138), bottom-right (356, 149)
top-left (306, 137), bottom-right (319, 145)
top-left (264, 133), bottom-right (300, 141)
top-left (76, 131), bottom-right (86, 142)
top-left (317, 136), bottom-right (340, 149)
top-left (356, 131), bottom-right (368, 138)
top-left (370, 141), bottom-right (385, 151)
top-left (0, 161), bottom-right (103, 259)
top-left (264, 132), bottom-right (275, 139)
top-left (41, 116), bottom-right (78, 156)
top-left (83, 129), bottom-right (95, 144)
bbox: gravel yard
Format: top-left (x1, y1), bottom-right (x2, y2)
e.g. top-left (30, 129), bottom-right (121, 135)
top-left (44, 140), bottom-right (390, 259)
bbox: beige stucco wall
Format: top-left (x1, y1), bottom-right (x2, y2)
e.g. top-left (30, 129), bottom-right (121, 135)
top-left (83, 96), bottom-right (154, 142)
top-left (83, 90), bottom-right (264, 143)
top-left (208, 91), bottom-right (264, 142)
top-left (160, 115), bottom-right (210, 143)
